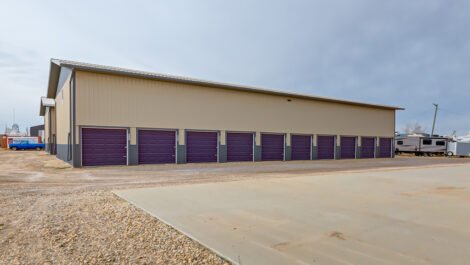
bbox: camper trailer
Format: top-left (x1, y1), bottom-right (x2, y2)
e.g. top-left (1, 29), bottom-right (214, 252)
top-left (395, 134), bottom-right (448, 156)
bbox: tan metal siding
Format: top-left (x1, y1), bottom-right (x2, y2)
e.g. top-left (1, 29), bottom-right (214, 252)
top-left (75, 71), bottom-right (395, 142)
top-left (50, 108), bottom-right (56, 141)
top-left (55, 75), bottom-right (71, 145)
top-left (44, 108), bottom-right (49, 145)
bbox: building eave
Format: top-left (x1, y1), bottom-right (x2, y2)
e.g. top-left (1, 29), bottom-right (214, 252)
top-left (39, 97), bottom-right (55, 116)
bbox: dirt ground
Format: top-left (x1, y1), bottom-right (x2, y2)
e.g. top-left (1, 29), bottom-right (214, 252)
top-left (0, 150), bottom-right (468, 265)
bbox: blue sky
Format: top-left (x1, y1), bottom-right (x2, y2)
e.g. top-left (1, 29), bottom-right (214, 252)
top-left (0, 0), bottom-right (469, 135)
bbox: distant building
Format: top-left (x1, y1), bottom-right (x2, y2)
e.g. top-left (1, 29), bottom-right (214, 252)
top-left (4, 123), bottom-right (26, 137)
top-left (30, 124), bottom-right (45, 137)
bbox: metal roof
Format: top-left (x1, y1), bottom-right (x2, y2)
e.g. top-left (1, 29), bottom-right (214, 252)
top-left (39, 97), bottom-right (55, 116)
top-left (41, 59), bottom-right (404, 114)
top-left (41, 97), bottom-right (55, 107)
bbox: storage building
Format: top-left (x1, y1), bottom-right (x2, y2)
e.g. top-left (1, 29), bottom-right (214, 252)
top-left (30, 124), bottom-right (45, 138)
top-left (39, 59), bottom-right (402, 167)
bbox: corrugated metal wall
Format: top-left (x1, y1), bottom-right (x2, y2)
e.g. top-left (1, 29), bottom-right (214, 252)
top-left (44, 108), bottom-right (50, 145)
top-left (44, 107), bottom-right (57, 153)
top-left (55, 73), bottom-right (71, 145)
top-left (73, 71), bottom-right (395, 147)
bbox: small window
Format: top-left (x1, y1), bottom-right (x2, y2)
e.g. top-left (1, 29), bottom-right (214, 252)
top-left (422, 139), bottom-right (432, 145)
top-left (436, 141), bottom-right (446, 146)
top-left (397, 141), bottom-right (403, 145)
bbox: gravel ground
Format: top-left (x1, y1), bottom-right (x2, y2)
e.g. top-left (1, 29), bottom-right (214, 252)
top-left (0, 189), bottom-right (226, 265)
top-left (0, 150), bottom-right (468, 264)
top-left (0, 151), bottom-right (228, 265)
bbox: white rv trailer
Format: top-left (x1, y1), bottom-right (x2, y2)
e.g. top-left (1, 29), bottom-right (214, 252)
top-left (395, 134), bottom-right (448, 155)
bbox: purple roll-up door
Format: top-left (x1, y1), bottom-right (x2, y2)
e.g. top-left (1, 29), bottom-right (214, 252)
top-left (361, 137), bottom-right (375, 159)
top-left (261, 134), bottom-right (284, 161)
top-left (317, 135), bottom-right (335, 160)
top-left (186, 131), bottom-right (218, 163)
top-left (138, 130), bottom-right (176, 164)
top-left (291, 135), bottom-right (311, 160)
top-left (82, 128), bottom-right (127, 166)
top-left (379, 138), bottom-right (392, 158)
top-left (340, 136), bottom-right (356, 159)
top-left (227, 132), bottom-right (253, 162)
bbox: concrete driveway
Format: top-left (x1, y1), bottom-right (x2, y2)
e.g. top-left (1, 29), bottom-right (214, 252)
top-left (115, 163), bottom-right (470, 265)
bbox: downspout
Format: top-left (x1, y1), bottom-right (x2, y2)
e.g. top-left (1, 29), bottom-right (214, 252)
top-left (67, 71), bottom-right (72, 161)
top-left (67, 70), bottom-right (76, 162)
top-left (54, 105), bottom-right (57, 155)
top-left (48, 107), bottom-right (51, 152)
top-left (72, 70), bottom-right (76, 166)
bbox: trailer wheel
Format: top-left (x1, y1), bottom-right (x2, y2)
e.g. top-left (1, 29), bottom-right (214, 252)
top-left (447, 151), bottom-right (454, 157)
top-left (11, 147), bottom-right (17, 151)
top-left (35, 147), bottom-right (41, 151)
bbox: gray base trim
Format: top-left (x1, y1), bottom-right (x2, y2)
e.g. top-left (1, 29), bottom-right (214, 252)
top-left (254, 145), bottom-right (261, 161)
top-left (312, 146), bottom-right (318, 160)
top-left (356, 146), bottom-right (362, 159)
top-left (129, 144), bottom-right (138, 165)
top-left (48, 143), bottom-right (57, 155)
top-left (177, 144), bottom-right (186, 164)
top-left (218, 144), bottom-right (227, 163)
top-left (73, 144), bottom-right (81, 167)
top-left (335, 146), bottom-right (341, 160)
top-left (56, 144), bottom-right (72, 165)
top-left (285, 146), bottom-right (292, 161)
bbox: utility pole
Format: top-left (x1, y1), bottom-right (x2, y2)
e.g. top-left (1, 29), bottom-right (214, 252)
top-left (431, 103), bottom-right (439, 136)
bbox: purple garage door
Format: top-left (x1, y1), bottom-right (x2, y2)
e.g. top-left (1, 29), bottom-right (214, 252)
top-left (227, 132), bottom-right (253, 162)
top-left (186, 131), bottom-right (218, 163)
top-left (138, 130), bottom-right (176, 164)
top-left (291, 135), bottom-right (311, 160)
top-left (261, 134), bottom-right (284, 161)
top-left (317, 135), bottom-right (335, 160)
top-left (82, 128), bottom-right (127, 166)
top-left (340, 136), bottom-right (356, 159)
top-left (361, 137), bottom-right (375, 159)
top-left (379, 138), bottom-right (392, 158)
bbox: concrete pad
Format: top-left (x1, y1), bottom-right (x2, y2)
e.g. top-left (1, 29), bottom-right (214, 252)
top-left (114, 164), bottom-right (470, 265)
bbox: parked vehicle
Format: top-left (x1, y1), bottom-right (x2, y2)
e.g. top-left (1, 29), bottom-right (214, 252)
top-left (9, 140), bottom-right (45, 151)
top-left (395, 134), bottom-right (448, 156)
top-left (447, 141), bottom-right (470, 157)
